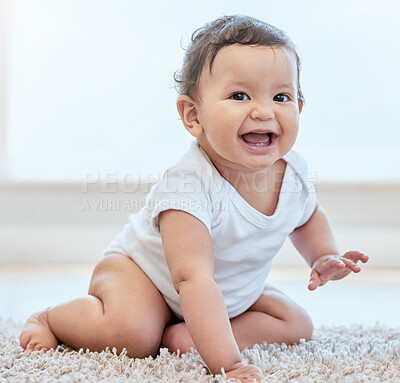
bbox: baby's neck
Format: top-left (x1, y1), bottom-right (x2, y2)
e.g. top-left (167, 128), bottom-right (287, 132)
top-left (215, 159), bottom-right (286, 217)
top-left (219, 160), bottom-right (286, 195)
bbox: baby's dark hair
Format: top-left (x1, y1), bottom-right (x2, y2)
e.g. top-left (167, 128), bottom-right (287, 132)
top-left (174, 15), bottom-right (305, 104)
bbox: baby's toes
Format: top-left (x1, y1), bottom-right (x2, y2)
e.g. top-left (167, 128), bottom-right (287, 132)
top-left (26, 341), bottom-right (38, 353)
top-left (19, 335), bottom-right (29, 350)
top-left (25, 340), bottom-right (46, 353)
top-left (34, 344), bottom-right (49, 352)
top-left (19, 311), bottom-right (58, 352)
top-left (20, 331), bottom-right (35, 352)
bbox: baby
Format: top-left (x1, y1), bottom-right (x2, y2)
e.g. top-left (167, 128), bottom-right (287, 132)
top-left (20, 15), bottom-right (369, 382)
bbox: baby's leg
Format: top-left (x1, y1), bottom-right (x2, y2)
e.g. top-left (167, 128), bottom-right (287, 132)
top-left (162, 283), bottom-right (313, 353)
top-left (229, 283), bottom-right (313, 349)
top-left (20, 254), bottom-right (172, 357)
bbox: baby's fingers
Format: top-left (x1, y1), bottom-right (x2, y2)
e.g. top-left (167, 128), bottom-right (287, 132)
top-left (340, 257), bottom-right (362, 273)
top-left (308, 270), bottom-right (322, 291)
top-left (343, 250), bottom-right (369, 263)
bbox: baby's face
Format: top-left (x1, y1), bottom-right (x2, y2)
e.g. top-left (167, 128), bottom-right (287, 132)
top-left (194, 44), bottom-right (302, 175)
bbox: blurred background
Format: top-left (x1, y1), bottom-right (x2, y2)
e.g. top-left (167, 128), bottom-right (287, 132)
top-left (1, 0), bottom-right (400, 182)
top-left (0, 0), bottom-right (399, 326)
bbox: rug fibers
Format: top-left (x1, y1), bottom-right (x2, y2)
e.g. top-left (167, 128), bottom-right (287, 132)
top-left (1, 318), bottom-right (399, 382)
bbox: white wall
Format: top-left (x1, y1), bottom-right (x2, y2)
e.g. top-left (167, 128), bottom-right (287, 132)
top-left (0, 0), bottom-right (6, 178)
top-left (2, 0), bottom-right (400, 183)
top-left (1, 1), bottom-right (399, 267)
top-left (1, 182), bottom-right (399, 267)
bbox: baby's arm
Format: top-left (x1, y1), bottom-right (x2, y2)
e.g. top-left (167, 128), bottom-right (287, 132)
top-left (289, 204), bottom-right (368, 290)
top-left (159, 210), bottom-right (259, 378)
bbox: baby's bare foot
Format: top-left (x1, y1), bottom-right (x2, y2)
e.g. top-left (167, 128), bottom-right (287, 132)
top-left (161, 322), bottom-right (195, 354)
top-left (20, 310), bottom-right (58, 352)
top-left (225, 362), bottom-right (263, 382)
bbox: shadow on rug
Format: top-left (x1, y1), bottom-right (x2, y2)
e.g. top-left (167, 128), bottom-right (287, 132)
top-left (1, 317), bottom-right (399, 382)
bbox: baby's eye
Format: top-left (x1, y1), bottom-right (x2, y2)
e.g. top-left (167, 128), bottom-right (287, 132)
top-left (273, 94), bottom-right (290, 102)
top-left (230, 92), bottom-right (250, 101)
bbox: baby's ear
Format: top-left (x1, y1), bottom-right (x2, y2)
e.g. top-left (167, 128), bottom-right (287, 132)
top-left (177, 95), bottom-right (203, 138)
top-left (298, 101), bottom-right (303, 114)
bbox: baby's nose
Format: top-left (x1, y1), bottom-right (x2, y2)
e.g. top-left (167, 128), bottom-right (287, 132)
top-left (250, 102), bottom-right (275, 121)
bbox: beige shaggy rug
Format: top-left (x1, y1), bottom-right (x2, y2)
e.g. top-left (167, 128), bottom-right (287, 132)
top-left (0, 318), bottom-right (399, 382)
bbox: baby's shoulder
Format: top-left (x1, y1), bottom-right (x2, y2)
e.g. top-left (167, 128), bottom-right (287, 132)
top-left (166, 142), bottom-right (215, 180)
top-left (151, 141), bottom-right (219, 197)
top-left (283, 149), bottom-right (308, 174)
top-left (283, 150), bottom-right (314, 192)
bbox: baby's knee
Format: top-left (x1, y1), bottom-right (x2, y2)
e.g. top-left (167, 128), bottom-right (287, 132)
top-left (161, 322), bottom-right (195, 355)
top-left (102, 316), bottom-right (163, 358)
top-left (288, 307), bottom-right (313, 343)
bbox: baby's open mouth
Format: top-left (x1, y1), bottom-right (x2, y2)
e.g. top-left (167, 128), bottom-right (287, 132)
top-left (240, 132), bottom-right (276, 146)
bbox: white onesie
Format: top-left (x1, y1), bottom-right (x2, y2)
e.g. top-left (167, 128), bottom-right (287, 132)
top-left (102, 140), bottom-right (317, 319)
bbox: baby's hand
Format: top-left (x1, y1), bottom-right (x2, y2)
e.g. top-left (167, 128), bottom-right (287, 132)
top-left (224, 362), bottom-right (263, 382)
top-left (308, 251), bottom-right (369, 291)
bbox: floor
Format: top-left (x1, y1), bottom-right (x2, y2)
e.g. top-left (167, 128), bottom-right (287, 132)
top-left (0, 264), bottom-right (399, 329)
